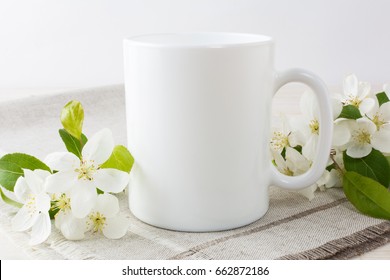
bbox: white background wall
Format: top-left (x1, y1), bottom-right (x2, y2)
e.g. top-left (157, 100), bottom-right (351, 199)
top-left (0, 0), bottom-right (389, 89)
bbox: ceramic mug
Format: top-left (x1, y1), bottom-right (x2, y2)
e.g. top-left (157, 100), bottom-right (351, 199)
top-left (123, 33), bottom-right (332, 231)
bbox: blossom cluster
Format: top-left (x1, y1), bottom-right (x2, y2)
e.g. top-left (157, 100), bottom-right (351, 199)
top-left (10, 129), bottom-right (130, 245)
top-left (271, 74), bottom-right (390, 200)
top-left (0, 100), bottom-right (134, 246)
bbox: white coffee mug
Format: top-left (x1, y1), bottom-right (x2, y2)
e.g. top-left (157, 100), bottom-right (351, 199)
top-left (124, 33), bottom-right (332, 232)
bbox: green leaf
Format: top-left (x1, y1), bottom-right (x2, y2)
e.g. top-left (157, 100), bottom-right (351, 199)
top-left (376, 92), bottom-right (390, 107)
top-left (0, 187), bottom-right (22, 208)
top-left (49, 208), bottom-right (59, 220)
top-left (60, 100), bottom-right (84, 140)
top-left (100, 145), bottom-right (134, 173)
top-left (0, 161), bottom-right (24, 191)
top-left (326, 163), bottom-right (336, 172)
top-left (281, 147), bottom-right (286, 160)
top-left (337, 105), bottom-right (362, 119)
top-left (387, 156), bottom-right (390, 169)
top-left (59, 129), bottom-right (88, 159)
top-left (293, 145), bottom-right (302, 154)
top-left (343, 171), bottom-right (390, 220)
top-left (1, 153), bottom-right (51, 172)
top-left (343, 149), bottom-right (390, 188)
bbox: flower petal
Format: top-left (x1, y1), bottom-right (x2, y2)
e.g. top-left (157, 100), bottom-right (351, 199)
top-left (332, 97), bottom-right (343, 120)
top-left (12, 205), bottom-right (39, 231)
top-left (327, 169), bottom-right (342, 188)
top-left (23, 169), bottom-right (45, 194)
top-left (379, 102), bottom-right (390, 121)
top-left (82, 128), bottom-right (114, 164)
top-left (271, 150), bottom-right (287, 172)
top-left (102, 216), bottom-right (129, 239)
top-left (95, 193), bottom-right (119, 218)
top-left (70, 182), bottom-right (97, 218)
top-left (14, 176), bottom-right (30, 203)
top-left (44, 170), bottom-right (77, 194)
top-left (332, 120), bottom-right (351, 147)
top-left (372, 130), bottom-right (390, 153)
top-left (55, 210), bottom-right (66, 230)
top-left (94, 168), bottom-right (129, 194)
top-left (29, 213), bottom-right (51, 246)
top-left (300, 90), bottom-right (318, 119)
top-left (357, 81), bottom-right (371, 99)
top-left (343, 74), bottom-right (358, 97)
top-left (359, 98), bottom-right (375, 115)
top-left (346, 143), bottom-right (372, 158)
top-left (44, 152), bottom-right (80, 172)
top-left (59, 214), bottom-right (86, 240)
top-left (34, 169), bottom-right (52, 181)
top-left (316, 170), bottom-right (330, 187)
top-left (286, 147), bottom-right (310, 173)
top-left (35, 193), bottom-right (51, 213)
top-left (287, 131), bottom-right (303, 148)
top-left (297, 184), bottom-right (317, 201)
top-left (356, 117), bottom-right (377, 134)
top-left (302, 135), bottom-right (318, 161)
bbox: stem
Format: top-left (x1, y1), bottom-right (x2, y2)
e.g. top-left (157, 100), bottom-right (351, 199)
top-left (330, 149), bottom-right (345, 174)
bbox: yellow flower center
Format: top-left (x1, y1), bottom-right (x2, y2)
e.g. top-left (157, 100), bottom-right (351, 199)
top-left (75, 159), bottom-right (97, 181)
top-left (309, 119), bottom-right (319, 135)
top-left (352, 129), bottom-right (371, 145)
top-left (25, 194), bottom-right (37, 216)
top-left (372, 113), bottom-right (386, 130)
top-left (282, 167), bottom-right (294, 176)
top-left (87, 212), bottom-right (107, 233)
top-left (55, 194), bottom-right (71, 212)
top-left (346, 96), bottom-right (362, 107)
top-left (271, 131), bottom-right (290, 151)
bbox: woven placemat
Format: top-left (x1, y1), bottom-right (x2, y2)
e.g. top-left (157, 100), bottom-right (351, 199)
top-left (0, 85), bottom-right (389, 259)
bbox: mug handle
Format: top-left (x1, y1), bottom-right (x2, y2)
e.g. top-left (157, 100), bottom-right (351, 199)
top-left (270, 68), bottom-right (333, 190)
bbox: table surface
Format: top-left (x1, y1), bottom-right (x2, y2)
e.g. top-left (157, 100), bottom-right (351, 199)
top-left (0, 87), bottom-right (389, 260)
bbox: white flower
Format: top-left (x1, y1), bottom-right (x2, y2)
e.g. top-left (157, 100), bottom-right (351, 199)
top-left (272, 147), bottom-right (311, 176)
top-left (272, 147), bottom-right (317, 200)
top-left (290, 90), bottom-right (320, 160)
top-left (12, 169), bottom-right (51, 245)
top-left (331, 97), bottom-right (343, 120)
top-left (52, 193), bottom-right (85, 240)
top-left (44, 129), bottom-right (130, 218)
top-left (366, 102), bottom-right (390, 132)
top-left (332, 119), bottom-right (351, 149)
top-left (270, 114), bottom-right (300, 152)
top-left (85, 193), bottom-right (129, 239)
top-left (345, 117), bottom-right (390, 158)
top-left (316, 169), bottom-right (343, 190)
top-left (338, 74), bottom-right (375, 114)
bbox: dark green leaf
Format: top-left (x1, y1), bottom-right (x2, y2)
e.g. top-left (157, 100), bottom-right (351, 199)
top-left (0, 161), bottom-right (24, 191)
top-left (343, 171), bottom-right (390, 220)
top-left (60, 100), bottom-right (84, 139)
top-left (281, 147), bottom-right (286, 160)
top-left (100, 145), bottom-right (134, 173)
top-left (0, 187), bottom-right (22, 208)
top-left (326, 163), bottom-right (336, 172)
top-left (49, 208), bottom-right (59, 220)
top-left (376, 92), bottom-right (390, 106)
top-left (293, 145), bottom-right (302, 154)
top-left (338, 105), bottom-right (362, 119)
top-left (1, 153), bottom-right (51, 172)
top-left (343, 149), bottom-right (390, 188)
top-left (59, 129), bottom-right (88, 159)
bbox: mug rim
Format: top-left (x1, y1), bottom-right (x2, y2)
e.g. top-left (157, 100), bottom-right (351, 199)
top-left (124, 32), bottom-right (273, 49)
